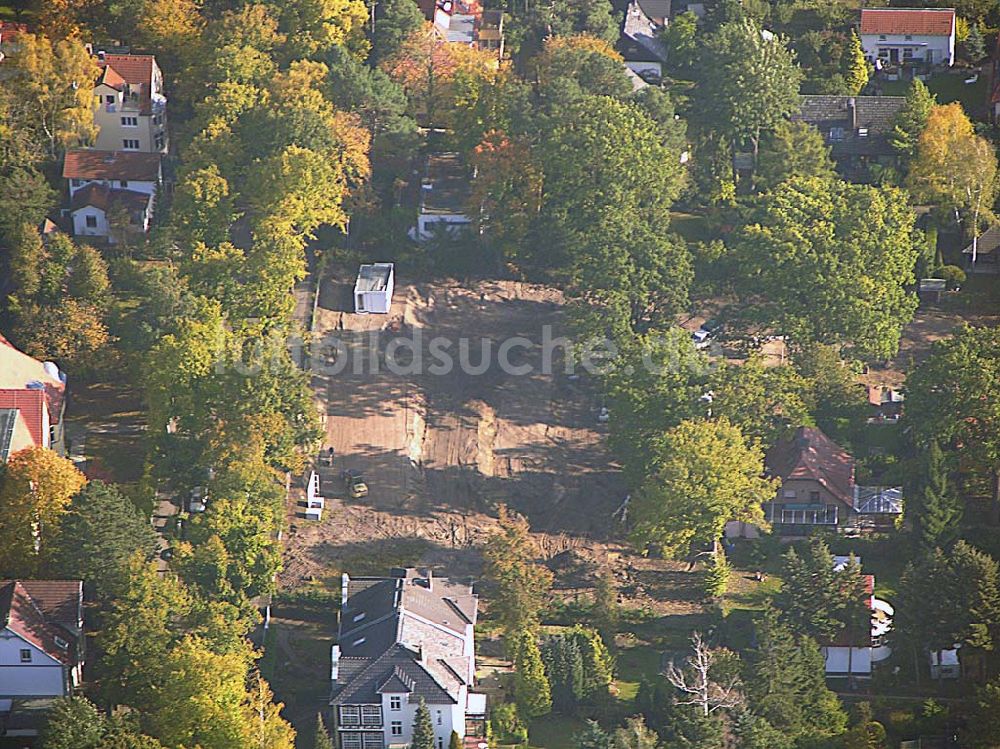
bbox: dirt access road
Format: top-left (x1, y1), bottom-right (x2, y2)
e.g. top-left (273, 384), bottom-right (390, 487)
top-left (280, 272), bottom-right (628, 589)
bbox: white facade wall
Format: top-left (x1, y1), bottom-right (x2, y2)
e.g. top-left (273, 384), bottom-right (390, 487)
top-left (0, 631), bottom-right (67, 697)
top-left (92, 82), bottom-right (168, 154)
top-left (72, 206), bottom-right (110, 238)
top-left (415, 214), bottom-right (472, 242)
top-left (860, 32), bottom-right (954, 66)
top-left (68, 178), bottom-right (157, 198)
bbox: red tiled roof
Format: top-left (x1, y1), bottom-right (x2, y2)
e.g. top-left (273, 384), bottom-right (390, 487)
top-left (0, 389), bottom-right (46, 448)
top-left (96, 54), bottom-right (155, 86)
top-left (98, 64), bottom-right (127, 91)
top-left (70, 183), bottom-right (151, 213)
top-left (0, 21), bottom-right (29, 41)
top-left (766, 426), bottom-right (856, 507)
top-left (0, 581), bottom-right (82, 666)
top-left (63, 150), bottom-right (161, 182)
top-left (860, 8), bottom-right (955, 37)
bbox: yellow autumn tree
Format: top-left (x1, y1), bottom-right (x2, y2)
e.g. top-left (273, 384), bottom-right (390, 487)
top-left (8, 33), bottom-right (99, 156)
top-left (908, 103), bottom-right (999, 261)
top-left (276, 0), bottom-right (369, 59)
top-left (0, 447), bottom-right (87, 576)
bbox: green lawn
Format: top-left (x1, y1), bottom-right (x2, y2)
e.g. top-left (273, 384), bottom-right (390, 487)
top-left (879, 72), bottom-right (988, 119)
top-left (529, 715), bottom-right (587, 749)
top-left (613, 644), bottom-right (662, 702)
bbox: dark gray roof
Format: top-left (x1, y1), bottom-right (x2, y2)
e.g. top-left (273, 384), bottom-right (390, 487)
top-left (331, 645), bottom-right (456, 705)
top-left (636, 0), bottom-right (670, 21)
top-left (332, 569), bottom-right (478, 706)
top-left (0, 408), bottom-right (17, 460)
top-left (792, 95), bottom-right (907, 157)
top-left (420, 154), bottom-right (469, 216)
top-left (963, 225), bottom-right (1000, 256)
top-left (621, 0), bottom-right (669, 63)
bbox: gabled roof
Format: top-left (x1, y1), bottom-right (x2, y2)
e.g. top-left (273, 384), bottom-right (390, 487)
top-left (96, 54), bottom-right (155, 84)
top-left (63, 150), bottom-right (161, 182)
top-left (0, 390), bottom-right (46, 449)
top-left (0, 332), bottom-right (66, 429)
top-left (97, 64), bottom-right (127, 90)
top-left (859, 8), bottom-right (955, 37)
top-left (963, 224), bottom-right (1000, 257)
top-left (0, 581), bottom-right (82, 666)
top-left (70, 183), bottom-right (152, 213)
top-left (766, 426), bottom-right (856, 507)
top-left (332, 644), bottom-right (457, 705)
top-left (0, 408), bottom-right (35, 460)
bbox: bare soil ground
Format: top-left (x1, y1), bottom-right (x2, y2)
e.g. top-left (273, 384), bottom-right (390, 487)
top-left (281, 274), bottom-right (634, 588)
top-left (279, 273), bottom-right (703, 612)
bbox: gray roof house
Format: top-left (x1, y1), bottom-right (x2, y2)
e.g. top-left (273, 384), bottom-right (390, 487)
top-left (330, 569), bottom-right (486, 749)
top-left (791, 95), bottom-right (907, 182)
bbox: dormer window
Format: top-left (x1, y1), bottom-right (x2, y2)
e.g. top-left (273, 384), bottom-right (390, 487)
top-left (54, 636), bottom-right (69, 650)
top-left (353, 636), bottom-right (366, 646)
top-left (353, 612), bottom-right (366, 622)
top-left (857, 127), bottom-right (869, 137)
top-left (829, 127), bottom-right (845, 141)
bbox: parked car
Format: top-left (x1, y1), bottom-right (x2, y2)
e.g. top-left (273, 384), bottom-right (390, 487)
top-left (342, 469), bottom-right (368, 498)
top-left (692, 329), bottom-right (713, 349)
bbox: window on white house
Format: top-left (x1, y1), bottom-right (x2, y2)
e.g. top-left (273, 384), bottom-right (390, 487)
top-left (71, 178), bottom-right (83, 187)
top-left (340, 706), bottom-right (361, 726)
top-left (391, 722), bottom-right (403, 736)
top-left (904, 34), bottom-right (912, 40)
top-left (106, 95), bottom-right (115, 103)
top-left (390, 696), bottom-right (401, 711)
top-left (120, 180), bottom-right (128, 188)
top-left (436, 711), bottom-right (442, 726)
top-left (123, 139), bottom-right (140, 150)
top-left (437, 738), bottom-right (444, 749)
top-left (20, 649), bottom-right (32, 662)
top-left (878, 35), bottom-right (886, 41)
top-left (342, 734), bottom-right (363, 749)
top-left (361, 706), bottom-right (382, 726)
top-left (363, 732), bottom-right (384, 749)
top-left (85, 215), bottom-right (98, 228)
top-left (121, 116), bottom-right (138, 127)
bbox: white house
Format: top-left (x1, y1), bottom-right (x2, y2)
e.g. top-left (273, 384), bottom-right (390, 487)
top-left (0, 333), bottom-right (67, 457)
top-left (63, 149), bottom-right (161, 242)
top-left (92, 52), bottom-right (168, 154)
top-left (859, 8), bottom-right (956, 67)
top-left (354, 263), bottom-right (395, 314)
top-left (411, 154), bottom-right (472, 242)
top-left (330, 569), bottom-right (487, 749)
top-left (0, 580), bottom-right (84, 698)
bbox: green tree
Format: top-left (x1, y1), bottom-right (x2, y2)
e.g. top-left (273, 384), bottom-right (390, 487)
top-left (731, 711), bottom-right (793, 749)
top-left (965, 21), bottom-right (986, 62)
top-left (610, 716), bottom-right (658, 749)
top-left (963, 679), bottom-right (1000, 748)
top-left (483, 504), bottom-right (553, 635)
top-left (697, 18), bottom-right (803, 167)
top-left (731, 176), bottom-right (919, 360)
top-left (449, 731), bottom-right (462, 749)
top-left (631, 417), bottom-right (776, 558)
top-left (511, 630), bottom-right (553, 718)
top-left (50, 481), bottom-right (159, 600)
top-left (542, 634), bottom-right (585, 711)
top-left (591, 571), bottom-right (619, 649)
top-left (843, 31), bottom-right (869, 95)
top-left (314, 714), bottom-right (334, 749)
top-left (577, 720), bottom-right (611, 749)
top-left (40, 697), bottom-right (105, 749)
top-left (905, 326), bottom-right (1000, 521)
top-left (843, 703), bottom-right (887, 749)
top-left (412, 700), bottom-right (434, 749)
top-left (371, 0), bottom-right (425, 65)
top-left (778, 539), bottom-right (866, 642)
top-left (890, 79), bottom-right (936, 162)
top-left (913, 441), bottom-right (962, 550)
top-left (0, 167), bottom-right (55, 234)
top-left (706, 356), bottom-right (811, 449)
top-left (755, 120), bottom-right (835, 191)
top-left (745, 606), bottom-right (848, 740)
top-left (172, 165), bottom-right (237, 246)
top-left (664, 10), bottom-right (698, 73)
top-left (703, 552), bottom-right (731, 597)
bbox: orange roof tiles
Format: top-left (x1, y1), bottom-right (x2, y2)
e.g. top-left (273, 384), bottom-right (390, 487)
top-left (63, 150), bottom-right (161, 181)
top-left (0, 389), bottom-right (47, 448)
top-left (0, 581), bottom-right (82, 666)
top-left (96, 54), bottom-right (156, 86)
top-left (860, 8), bottom-right (955, 37)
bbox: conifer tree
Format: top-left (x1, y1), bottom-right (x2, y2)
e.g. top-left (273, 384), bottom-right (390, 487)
top-left (915, 440), bottom-right (963, 550)
top-left (511, 630), bottom-right (552, 718)
top-left (412, 700), bottom-right (435, 749)
top-left (314, 714), bottom-right (334, 749)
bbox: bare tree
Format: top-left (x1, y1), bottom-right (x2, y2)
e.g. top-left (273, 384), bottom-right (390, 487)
top-left (664, 632), bottom-right (743, 717)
